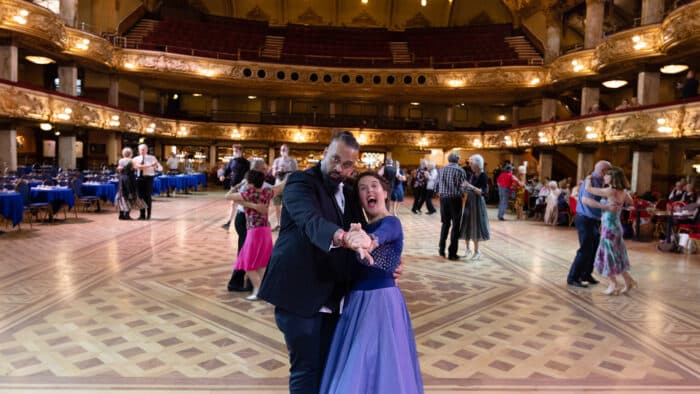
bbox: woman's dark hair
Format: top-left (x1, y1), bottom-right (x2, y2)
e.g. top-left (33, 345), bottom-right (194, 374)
top-left (246, 170), bottom-right (265, 188)
top-left (607, 166), bottom-right (629, 190)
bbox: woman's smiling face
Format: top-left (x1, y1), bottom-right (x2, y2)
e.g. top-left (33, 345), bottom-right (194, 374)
top-left (358, 175), bottom-right (388, 216)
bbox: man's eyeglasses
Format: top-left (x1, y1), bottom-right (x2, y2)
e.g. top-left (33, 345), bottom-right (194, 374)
top-left (330, 155), bottom-right (356, 170)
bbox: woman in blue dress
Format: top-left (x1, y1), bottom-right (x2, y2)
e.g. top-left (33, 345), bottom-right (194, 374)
top-left (320, 171), bottom-right (423, 394)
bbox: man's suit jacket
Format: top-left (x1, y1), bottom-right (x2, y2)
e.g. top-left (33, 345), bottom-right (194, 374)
top-left (224, 157), bottom-right (250, 186)
top-left (257, 164), bottom-right (365, 317)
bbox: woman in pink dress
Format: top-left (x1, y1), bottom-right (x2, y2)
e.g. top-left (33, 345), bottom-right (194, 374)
top-left (226, 170), bottom-right (274, 300)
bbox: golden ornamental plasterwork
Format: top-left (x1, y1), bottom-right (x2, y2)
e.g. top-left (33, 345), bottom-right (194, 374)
top-left (0, 0), bottom-right (699, 91)
top-left (595, 25), bottom-right (664, 70)
top-left (64, 28), bottom-right (113, 66)
top-left (1, 80), bottom-right (698, 149)
top-left (548, 50), bottom-right (596, 82)
top-left (661, 0), bottom-right (700, 51)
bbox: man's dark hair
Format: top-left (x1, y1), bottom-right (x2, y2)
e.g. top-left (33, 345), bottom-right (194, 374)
top-left (331, 130), bottom-right (360, 150)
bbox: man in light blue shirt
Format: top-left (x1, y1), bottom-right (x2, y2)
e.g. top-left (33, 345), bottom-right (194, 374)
top-left (567, 160), bottom-right (611, 288)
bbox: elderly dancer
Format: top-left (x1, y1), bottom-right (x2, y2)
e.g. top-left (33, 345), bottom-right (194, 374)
top-left (567, 160), bottom-right (611, 288)
top-left (435, 152), bottom-right (467, 260)
top-left (459, 154), bottom-right (490, 260)
top-left (132, 144), bottom-right (162, 220)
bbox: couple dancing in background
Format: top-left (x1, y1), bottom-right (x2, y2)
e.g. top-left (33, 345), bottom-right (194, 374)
top-left (569, 161), bottom-right (637, 295)
top-left (257, 131), bottom-right (423, 394)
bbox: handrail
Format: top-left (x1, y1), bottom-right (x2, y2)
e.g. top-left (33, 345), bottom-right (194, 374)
top-left (117, 4), bottom-right (146, 36)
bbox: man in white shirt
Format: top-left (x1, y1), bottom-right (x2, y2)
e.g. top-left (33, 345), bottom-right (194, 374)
top-left (133, 144), bottom-right (162, 220)
top-left (165, 152), bottom-right (180, 174)
top-left (271, 144), bottom-right (297, 230)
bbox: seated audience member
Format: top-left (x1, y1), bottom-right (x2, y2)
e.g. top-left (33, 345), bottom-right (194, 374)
top-left (669, 180), bottom-right (687, 202)
top-left (629, 97), bottom-right (639, 107)
top-left (681, 181), bottom-right (698, 204)
top-left (680, 70), bottom-right (699, 98)
top-left (571, 180), bottom-right (583, 201)
top-left (616, 98), bottom-right (630, 110)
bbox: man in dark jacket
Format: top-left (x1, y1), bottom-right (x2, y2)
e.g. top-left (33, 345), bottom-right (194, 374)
top-left (258, 131), bottom-right (372, 394)
top-left (220, 144), bottom-right (250, 229)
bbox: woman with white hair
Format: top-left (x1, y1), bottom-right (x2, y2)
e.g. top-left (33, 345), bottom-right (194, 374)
top-left (459, 154), bottom-right (490, 260)
top-left (114, 147), bottom-right (144, 220)
top-left (544, 180), bottom-right (561, 225)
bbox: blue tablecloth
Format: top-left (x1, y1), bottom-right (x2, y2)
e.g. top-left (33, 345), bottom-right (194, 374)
top-left (30, 187), bottom-right (75, 213)
top-left (158, 175), bottom-right (199, 192)
top-left (0, 192), bottom-right (23, 226)
top-left (194, 173), bottom-right (207, 187)
top-left (81, 183), bottom-right (116, 203)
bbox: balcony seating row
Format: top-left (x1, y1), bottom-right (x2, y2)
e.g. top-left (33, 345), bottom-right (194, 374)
top-left (133, 17), bottom-right (534, 67)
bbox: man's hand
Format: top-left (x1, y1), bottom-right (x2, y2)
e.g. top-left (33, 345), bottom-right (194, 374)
top-left (393, 260), bottom-right (404, 283)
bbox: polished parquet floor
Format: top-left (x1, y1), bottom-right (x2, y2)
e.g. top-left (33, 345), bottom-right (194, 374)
top-left (1, 190), bottom-right (700, 393)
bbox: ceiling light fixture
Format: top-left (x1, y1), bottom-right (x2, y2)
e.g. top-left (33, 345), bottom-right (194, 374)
top-left (602, 80), bottom-right (628, 89)
top-left (247, 95), bottom-right (257, 100)
top-left (447, 79), bottom-right (465, 87)
top-left (410, 102), bottom-right (420, 106)
top-left (25, 56), bottom-right (55, 65)
top-left (498, 114), bottom-right (506, 121)
top-left (40, 123), bottom-right (52, 131)
top-left (660, 64), bottom-right (689, 74)
top-left (421, 0), bottom-right (427, 6)
top-left (530, 77), bottom-right (541, 85)
top-left (192, 93), bottom-right (202, 97)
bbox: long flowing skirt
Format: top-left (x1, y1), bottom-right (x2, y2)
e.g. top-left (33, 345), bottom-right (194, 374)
top-left (235, 226), bottom-right (272, 271)
top-left (594, 213), bottom-right (631, 277)
top-left (460, 192), bottom-right (490, 241)
top-left (320, 286), bottom-right (423, 394)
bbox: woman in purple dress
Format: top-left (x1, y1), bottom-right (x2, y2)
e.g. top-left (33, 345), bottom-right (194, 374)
top-left (320, 172), bottom-right (423, 394)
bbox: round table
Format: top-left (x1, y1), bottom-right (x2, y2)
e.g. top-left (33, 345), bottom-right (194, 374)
top-left (30, 187), bottom-right (75, 214)
top-left (0, 192), bottom-right (23, 227)
top-left (81, 183), bottom-right (117, 203)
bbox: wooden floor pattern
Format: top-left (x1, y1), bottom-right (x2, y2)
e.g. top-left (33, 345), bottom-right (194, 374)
top-left (1, 190), bottom-right (699, 393)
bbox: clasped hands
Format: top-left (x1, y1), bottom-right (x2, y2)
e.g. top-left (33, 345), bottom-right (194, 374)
top-left (340, 223), bottom-right (378, 265)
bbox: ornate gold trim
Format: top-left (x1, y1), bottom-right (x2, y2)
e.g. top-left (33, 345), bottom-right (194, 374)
top-left (2, 0), bottom-right (699, 90)
top-left (1, 81), bottom-right (697, 149)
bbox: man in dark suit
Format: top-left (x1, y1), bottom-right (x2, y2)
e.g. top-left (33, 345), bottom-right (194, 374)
top-left (258, 131), bottom-right (372, 394)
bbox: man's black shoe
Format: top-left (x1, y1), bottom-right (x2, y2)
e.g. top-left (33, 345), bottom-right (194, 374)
top-left (447, 255), bottom-right (460, 261)
top-left (567, 281), bottom-right (588, 288)
top-left (227, 285), bottom-right (254, 292)
top-left (583, 276), bottom-right (599, 285)
top-left (439, 251), bottom-right (446, 258)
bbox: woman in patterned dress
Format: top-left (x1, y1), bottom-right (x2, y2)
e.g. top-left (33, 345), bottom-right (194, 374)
top-left (225, 169), bottom-right (274, 300)
top-left (459, 154), bottom-right (490, 260)
top-left (581, 167), bottom-right (638, 295)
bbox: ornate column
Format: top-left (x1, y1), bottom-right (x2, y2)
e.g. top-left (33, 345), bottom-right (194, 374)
top-left (544, 7), bottom-right (562, 63)
top-left (209, 145), bottom-right (217, 169)
top-left (641, 0), bottom-right (664, 25)
top-left (538, 151), bottom-right (553, 181)
top-left (329, 102), bottom-right (336, 119)
top-left (108, 75), bottom-right (119, 107)
top-left (581, 85), bottom-right (600, 115)
top-left (541, 96), bottom-right (557, 122)
top-left (387, 104), bottom-right (395, 118)
top-left (511, 105), bottom-right (520, 127)
top-left (106, 132), bottom-right (119, 165)
top-left (210, 96), bottom-right (218, 119)
top-left (138, 87), bottom-right (145, 112)
top-left (0, 44), bottom-right (18, 82)
top-left (584, 0), bottom-right (605, 49)
top-left (59, 0), bottom-right (77, 27)
top-left (269, 98), bottom-right (277, 115)
top-left (0, 127), bottom-right (17, 172)
top-left (57, 65), bottom-right (78, 96)
top-left (58, 135), bottom-right (77, 170)
top-left (446, 105), bottom-right (454, 126)
top-left (631, 148), bottom-right (654, 193)
top-left (637, 70), bottom-right (660, 105)
top-left (576, 147), bottom-right (596, 182)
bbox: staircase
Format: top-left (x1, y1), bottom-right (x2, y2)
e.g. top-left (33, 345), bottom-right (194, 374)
top-left (261, 35), bottom-right (284, 59)
top-left (390, 42), bottom-right (412, 65)
top-left (123, 19), bottom-right (159, 48)
top-left (505, 36), bottom-right (543, 65)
